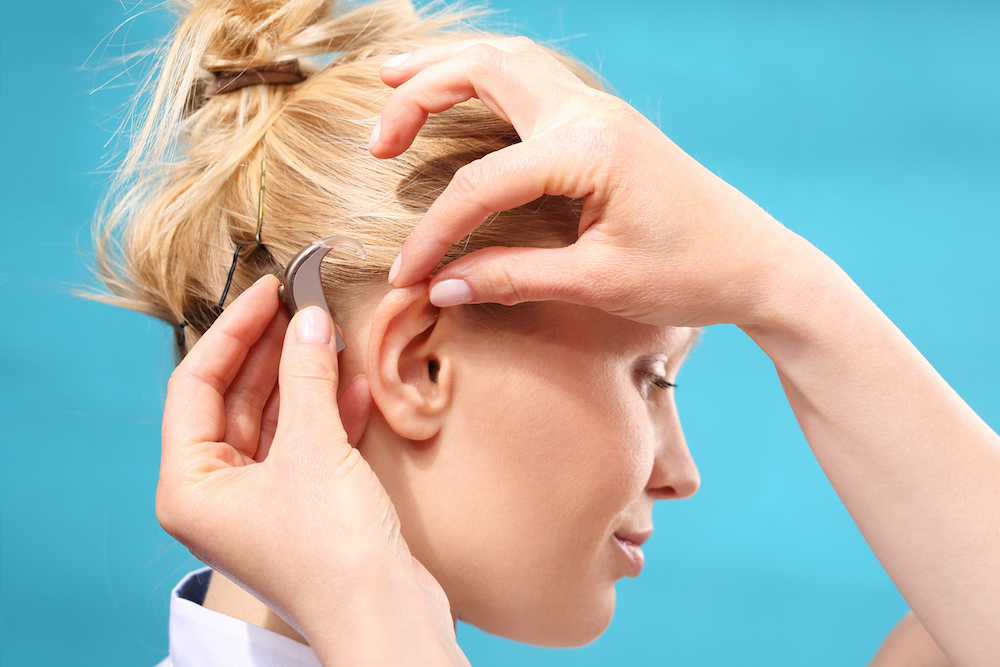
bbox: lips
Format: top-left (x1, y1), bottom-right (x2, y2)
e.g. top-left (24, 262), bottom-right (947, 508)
top-left (613, 527), bottom-right (652, 577)
top-left (614, 527), bottom-right (653, 547)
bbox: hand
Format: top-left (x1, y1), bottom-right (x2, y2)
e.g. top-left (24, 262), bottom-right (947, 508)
top-left (371, 38), bottom-right (823, 330)
top-left (373, 39), bottom-right (1000, 664)
top-left (156, 275), bottom-right (466, 666)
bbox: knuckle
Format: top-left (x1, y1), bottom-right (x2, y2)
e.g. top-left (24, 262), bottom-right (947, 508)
top-left (401, 96), bottom-right (430, 124)
top-left (463, 43), bottom-right (506, 77)
top-left (492, 257), bottom-right (526, 306)
top-left (599, 99), bottom-right (649, 141)
top-left (284, 350), bottom-right (337, 383)
top-left (507, 35), bottom-right (536, 53)
top-left (165, 366), bottom-right (185, 395)
top-left (449, 161), bottom-right (493, 216)
top-left (450, 161), bottom-right (480, 197)
top-left (585, 112), bottom-right (622, 148)
top-left (283, 373), bottom-right (339, 416)
top-left (559, 98), bottom-right (644, 163)
top-left (286, 369), bottom-right (336, 388)
top-left (557, 123), bottom-right (611, 173)
top-left (228, 382), bottom-right (271, 413)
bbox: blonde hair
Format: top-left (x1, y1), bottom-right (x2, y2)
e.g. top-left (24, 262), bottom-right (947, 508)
top-left (91, 0), bottom-right (603, 354)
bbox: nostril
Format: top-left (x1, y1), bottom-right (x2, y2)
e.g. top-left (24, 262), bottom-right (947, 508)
top-left (651, 477), bottom-right (698, 500)
top-left (653, 485), bottom-right (678, 500)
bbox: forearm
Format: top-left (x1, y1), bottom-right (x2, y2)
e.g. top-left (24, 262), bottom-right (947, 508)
top-left (742, 246), bottom-right (1000, 665)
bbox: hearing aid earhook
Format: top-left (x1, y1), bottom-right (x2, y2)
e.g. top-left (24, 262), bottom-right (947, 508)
top-left (278, 235), bottom-right (367, 352)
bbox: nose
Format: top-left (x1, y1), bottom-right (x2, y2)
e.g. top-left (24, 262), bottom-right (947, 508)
top-left (646, 401), bottom-right (700, 499)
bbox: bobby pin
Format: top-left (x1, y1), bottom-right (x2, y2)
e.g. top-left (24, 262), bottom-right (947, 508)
top-left (216, 134), bottom-right (270, 313)
top-left (175, 320), bottom-right (189, 349)
top-left (218, 242), bottom-right (243, 310)
top-left (255, 134), bottom-right (268, 248)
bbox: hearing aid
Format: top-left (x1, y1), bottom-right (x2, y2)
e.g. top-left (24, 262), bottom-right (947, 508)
top-left (278, 235), bottom-right (367, 352)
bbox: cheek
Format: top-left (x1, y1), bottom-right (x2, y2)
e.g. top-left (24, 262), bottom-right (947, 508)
top-left (474, 356), bottom-right (647, 529)
top-left (422, 357), bottom-right (652, 644)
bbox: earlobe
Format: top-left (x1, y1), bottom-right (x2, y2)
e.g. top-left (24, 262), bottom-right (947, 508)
top-left (368, 281), bottom-right (453, 441)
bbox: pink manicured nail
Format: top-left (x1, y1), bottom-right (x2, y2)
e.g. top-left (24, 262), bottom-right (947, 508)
top-left (368, 119), bottom-right (381, 152)
top-left (430, 279), bottom-right (473, 307)
top-left (296, 306), bottom-right (331, 345)
top-left (381, 52), bottom-right (411, 69)
top-left (388, 252), bottom-right (402, 285)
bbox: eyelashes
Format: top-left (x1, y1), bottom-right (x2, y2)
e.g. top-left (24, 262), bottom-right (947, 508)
top-left (636, 370), bottom-right (676, 395)
top-left (634, 355), bottom-right (677, 397)
top-left (648, 375), bottom-right (676, 391)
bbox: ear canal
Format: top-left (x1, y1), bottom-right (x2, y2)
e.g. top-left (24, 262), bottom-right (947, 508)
top-left (428, 358), bottom-right (440, 384)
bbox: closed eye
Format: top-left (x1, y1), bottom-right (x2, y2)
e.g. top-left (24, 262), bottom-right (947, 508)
top-left (648, 375), bottom-right (676, 390)
top-left (633, 353), bottom-right (678, 397)
top-left (636, 370), bottom-right (676, 395)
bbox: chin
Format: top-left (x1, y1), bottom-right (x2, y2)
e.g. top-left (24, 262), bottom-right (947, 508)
top-left (460, 587), bottom-right (617, 648)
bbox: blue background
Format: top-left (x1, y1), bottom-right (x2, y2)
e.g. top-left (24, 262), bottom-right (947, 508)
top-left (2, 0), bottom-right (998, 664)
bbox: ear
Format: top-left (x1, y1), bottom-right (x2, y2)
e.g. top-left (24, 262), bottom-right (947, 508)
top-left (367, 281), bottom-right (453, 441)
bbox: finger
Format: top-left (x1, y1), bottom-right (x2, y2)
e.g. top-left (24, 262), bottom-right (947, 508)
top-left (371, 42), bottom-right (588, 158)
top-left (426, 243), bottom-right (605, 309)
top-left (258, 373), bottom-right (369, 461)
top-left (255, 384), bottom-right (280, 463)
top-left (378, 36), bottom-right (574, 88)
top-left (163, 275), bottom-right (281, 457)
top-left (271, 306), bottom-right (349, 459)
top-left (223, 305), bottom-right (289, 458)
top-left (338, 375), bottom-right (372, 447)
top-left (391, 136), bottom-right (612, 287)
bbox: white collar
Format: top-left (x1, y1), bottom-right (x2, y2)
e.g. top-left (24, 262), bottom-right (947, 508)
top-left (165, 568), bottom-right (321, 667)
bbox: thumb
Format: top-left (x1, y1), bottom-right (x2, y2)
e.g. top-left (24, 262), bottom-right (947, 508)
top-left (273, 306), bottom-right (348, 452)
top-left (427, 244), bottom-right (605, 309)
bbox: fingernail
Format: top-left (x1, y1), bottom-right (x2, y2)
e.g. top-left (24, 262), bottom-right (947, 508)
top-left (381, 52), bottom-right (411, 69)
top-left (387, 252), bottom-right (402, 285)
top-left (296, 306), bottom-right (331, 345)
top-left (430, 279), bottom-right (473, 307)
top-left (368, 119), bottom-right (381, 152)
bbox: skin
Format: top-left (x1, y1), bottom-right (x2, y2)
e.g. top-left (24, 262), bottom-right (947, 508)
top-left (155, 36), bottom-right (995, 667)
top-left (158, 280), bottom-right (465, 666)
top-left (204, 285), bottom-right (700, 647)
top-left (870, 612), bottom-right (952, 667)
top-left (361, 299), bottom-right (699, 645)
top-left (192, 285), bottom-right (948, 663)
top-left (190, 285), bottom-right (949, 665)
top-left (370, 38), bottom-right (999, 665)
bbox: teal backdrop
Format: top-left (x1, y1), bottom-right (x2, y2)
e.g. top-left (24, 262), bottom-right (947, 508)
top-left (2, 0), bottom-right (998, 664)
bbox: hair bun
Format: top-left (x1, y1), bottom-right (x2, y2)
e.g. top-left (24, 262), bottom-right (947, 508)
top-left (186, 0), bottom-right (329, 71)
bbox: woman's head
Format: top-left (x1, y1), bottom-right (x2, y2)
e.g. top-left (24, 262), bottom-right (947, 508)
top-left (94, 0), bottom-right (585, 351)
top-left (352, 290), bottom-right (701, 645)
top-left (93, 0), bottom-right (699, 648)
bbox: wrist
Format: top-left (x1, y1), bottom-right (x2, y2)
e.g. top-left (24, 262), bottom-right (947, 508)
top-left (736, 233), bottom-right (861, 353)
top-left (294, 554), bottom-right (465, 667)
top-left (736, 234), bottom-right (907, 406)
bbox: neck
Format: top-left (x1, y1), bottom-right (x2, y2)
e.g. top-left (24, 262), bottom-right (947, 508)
top-left (203, 570), bottom-right (308, 645)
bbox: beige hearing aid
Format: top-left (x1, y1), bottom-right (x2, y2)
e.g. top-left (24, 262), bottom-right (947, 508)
top-left (278, 235), bottom-right (367, 352)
